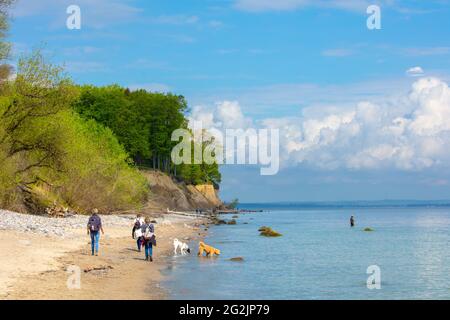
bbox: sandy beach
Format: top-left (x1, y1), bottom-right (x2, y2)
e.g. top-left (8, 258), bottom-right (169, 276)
top-left (0, 210), bottom-right (208, 300)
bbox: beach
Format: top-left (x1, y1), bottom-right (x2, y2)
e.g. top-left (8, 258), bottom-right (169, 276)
top-left (0, 210), bottom-right (208, 300)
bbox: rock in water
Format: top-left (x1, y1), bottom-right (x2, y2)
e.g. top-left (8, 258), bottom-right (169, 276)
top-left (259, 226), bottom-right (282, 237)
top-left (229, 257), bottom-right (244, 262)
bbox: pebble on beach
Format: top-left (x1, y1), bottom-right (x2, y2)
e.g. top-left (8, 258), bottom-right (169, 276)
top-left (0, 209), bottom-right (133, 238)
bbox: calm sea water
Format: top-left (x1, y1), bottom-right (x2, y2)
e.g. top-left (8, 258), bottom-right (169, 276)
top-left (162, 204), bottom-right (450, 299)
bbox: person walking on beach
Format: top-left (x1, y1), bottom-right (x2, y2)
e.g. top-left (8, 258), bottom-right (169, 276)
top-left (350, 215), bottom-right (355, 228)
top-left (132, 213), bottom-right (145, 252)
top-left (141, 216), bottom-right (156, 262)
top-left (87, 208), bottom-right (104, 256)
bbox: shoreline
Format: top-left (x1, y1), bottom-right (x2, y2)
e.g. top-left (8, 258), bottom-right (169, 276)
top-left (0, 210), bottom-right (210, 300)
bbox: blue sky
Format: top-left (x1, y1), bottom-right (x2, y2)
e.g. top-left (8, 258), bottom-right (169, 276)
top-left (8, 0), bottom-right (450, 202)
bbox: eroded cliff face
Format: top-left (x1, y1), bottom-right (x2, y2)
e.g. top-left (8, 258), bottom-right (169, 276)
top-left (141, 170), bottom-right (222, 212)
top-left (193, 184), bottom-right (222, 207)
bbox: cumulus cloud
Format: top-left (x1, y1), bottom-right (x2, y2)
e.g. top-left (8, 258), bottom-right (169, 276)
top-left (191, 77), bottom-right (450, 172)
top-left (189, 101), bottom-right (253, 130)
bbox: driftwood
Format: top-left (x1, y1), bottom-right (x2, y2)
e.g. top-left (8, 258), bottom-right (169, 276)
top-left (84, 265), bottom-right (114, 273)
top-left (44, 201), bottom-right (78, 218)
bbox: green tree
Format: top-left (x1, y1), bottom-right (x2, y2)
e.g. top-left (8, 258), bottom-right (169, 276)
top-left (73, 84), bottom-right (220, 188)
top-left (73, 85), bottom-right (150, 159)
top-left (0, 51), bottom-right (77, 186)
top-left (0, 52), bottom-right (148, 212)
top-left (0, 0), bottom-right (14, 81)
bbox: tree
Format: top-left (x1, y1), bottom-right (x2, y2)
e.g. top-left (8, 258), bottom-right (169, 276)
top-left (73, 84), bottom-right (221, 187)
top-left (73, 85), bottom-right (150, 159)
top-left (0, 51), bottom-right (77, 186)
top-left (0, 0), bottom-right (14, 81)
top-left (0, 51), bottom-right (148, 212)
top-left (228, 198), bottom-right (239, 209)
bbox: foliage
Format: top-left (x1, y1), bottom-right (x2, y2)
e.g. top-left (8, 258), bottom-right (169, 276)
top-left (0, 52), bottom-right (148, 212)
top-left (73, 85), bottom-right (221, 187)
top-left (227, 198), bottom-right (239, 209)
top-left (0, 0), bottom-right (14, 81)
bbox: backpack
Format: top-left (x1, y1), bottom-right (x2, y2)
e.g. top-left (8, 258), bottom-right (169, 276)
top-left (88, 215), bottom-right (101, 232)
top-left (143, 224), bottom-right (155, 244)
top-left (132, 219), bottom-right (142, 239)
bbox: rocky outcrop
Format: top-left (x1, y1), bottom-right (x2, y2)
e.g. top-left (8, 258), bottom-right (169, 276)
top-left (141, 170), bottom-right (222, 212)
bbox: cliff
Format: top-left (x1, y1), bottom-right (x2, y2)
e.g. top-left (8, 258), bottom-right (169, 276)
top-left (141, 170), bottom-right (222, 212)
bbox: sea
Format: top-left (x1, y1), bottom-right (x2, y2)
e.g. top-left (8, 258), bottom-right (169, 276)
top-left (162, 201), bottom-right (450, 300)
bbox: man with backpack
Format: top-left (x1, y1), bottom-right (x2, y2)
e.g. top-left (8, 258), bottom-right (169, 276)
top-left (87, 208), bottom-right (104, 256)
top-left (132, 213), bottom-right (145, 252)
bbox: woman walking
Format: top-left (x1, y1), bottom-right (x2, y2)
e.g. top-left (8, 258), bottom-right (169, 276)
top-left (87, 208), bottom-right (104, 256)
top-left (141, 216), bottom-right (156, 262)
top-left (132, 213), bottom-right (145, 252)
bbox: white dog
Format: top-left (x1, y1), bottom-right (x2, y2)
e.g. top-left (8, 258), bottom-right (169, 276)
top-left (173, 238), bottom-right (191, 255)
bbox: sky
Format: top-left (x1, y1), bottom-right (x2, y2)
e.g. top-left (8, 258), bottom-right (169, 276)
top-left (7, 0), bottom-right (450, 202)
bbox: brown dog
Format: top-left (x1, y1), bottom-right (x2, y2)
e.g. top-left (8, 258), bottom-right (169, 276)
top-left (198, 241), bottom-right (221, 257)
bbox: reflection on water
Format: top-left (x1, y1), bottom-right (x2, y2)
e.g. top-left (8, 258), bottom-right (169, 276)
top-left (162, 207), bottom-right (450, 299)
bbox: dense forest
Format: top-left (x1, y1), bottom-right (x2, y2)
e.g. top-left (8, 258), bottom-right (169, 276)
top-left (0, 1), bottom-right (220, 213)
top-left (73, 86), bottom-right (221, 187)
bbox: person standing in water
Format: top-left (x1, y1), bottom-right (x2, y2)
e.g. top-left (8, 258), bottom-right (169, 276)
top-left (132, 213), bottom-right (145, 252)
top-left (350, 215), bottom-right (355, 227)
top-left (87, 208), bottom-right (104, 256)
top-left (141, 216), bottom-right (155, 262)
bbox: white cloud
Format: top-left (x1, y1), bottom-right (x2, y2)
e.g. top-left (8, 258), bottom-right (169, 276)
top-left (275, 77), bottom-right (450, 170)
top-left (189, 78), bottom-right (412, 119)
top-left (189, 101), bottom-right (253, 130)
top-left (234, 0), bottom-right (375, 12)
top-left (402, 47), bottom-right (450, 56)
top-left (62, 46), bottom-right (101, 56)
top-left (406, 66), bottom-right (424, 77)
top-left (12, 0), bottom-right (142, 29)
top-left (150, 15), bottom-right (199, 25)
top-left (64, 61), bottom-right (108, 73)
top-left (191, 78), bottom-right (450, 172)
top-left (208, 20), bottom-right (224, 29)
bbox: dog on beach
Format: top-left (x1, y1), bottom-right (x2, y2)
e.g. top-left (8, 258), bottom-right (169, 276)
top-left (173, 238), bottom-right (191, 255)
top-left (198, 241), bottom-right (220, 257)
